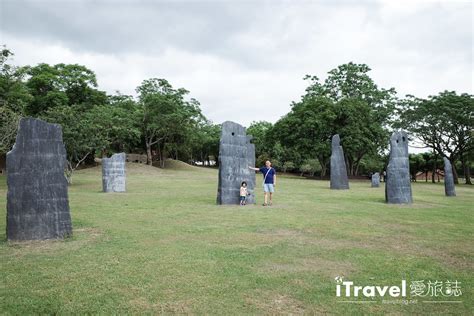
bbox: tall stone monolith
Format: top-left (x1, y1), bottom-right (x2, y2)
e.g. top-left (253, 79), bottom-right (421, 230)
top-left (6, 118), bottom-right (72, 240)
top-left (385, 130), bottom-right (412, 204)
top-left (371, 172), bottom-right (380, 188)
top-left (443, 157), bottom-right (456, 196)
top-left (330, 134), bottom-right (349, 189)
top-left (217, 121), bottom-right (256, 204)
top-left (102, 153), bottom-right (126, 192)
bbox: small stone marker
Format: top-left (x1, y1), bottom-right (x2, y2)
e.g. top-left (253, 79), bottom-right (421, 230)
top-left (385, 130), bottom-right (412, 204)
top-left (217, 121), bottom-right (256, 205)
top-left (6, 118), bottom-right (72, 240)
top-left (330, 134), bottom-right (349, 189)
top-left (102, 153), bottom-right (126, 192)
top-left (443, 157), bottom-right (456, 197)
top-left (371, 172), bottom-right (380, 188)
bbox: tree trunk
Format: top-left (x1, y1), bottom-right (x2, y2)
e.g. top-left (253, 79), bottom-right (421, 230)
top-left (451, 159), bottom-right (459, 184)
top-left (354, 165), bottom-right (359, 176)
top-left (461, 156), bottom-right (472, 185)
top-left (320, 163), bottom-right (327, 178)
top-left (159, 144), bottom-right (165, 168)
top-left (432, 157), bottom-right (436, 183)
top-left (65, 166), bottom-right (73, 185)
top-left (146, 143), bottom-right (152, 165)
top-left (466, 164), bottom-right (472, 185)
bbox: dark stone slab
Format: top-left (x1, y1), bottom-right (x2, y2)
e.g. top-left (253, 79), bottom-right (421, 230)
top-left (330, 134), bottom-right (349, 189)
top-left (102, 153), bottom-right (126, 192)
top-left (371, 172), bottom-right (380, 187)
top-left (6, 118), bottom-right (72, 240)
top-left (385, 131), bottom-right (412, 204)
top-left (443, 157), bottom-right (456, 197)
top-left (217, 121), bottom-right (256, 205)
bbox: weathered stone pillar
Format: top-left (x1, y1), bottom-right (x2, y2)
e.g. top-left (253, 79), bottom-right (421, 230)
top-left (330, 134), bottom-right (349, 189)
top-left (371, 172), bottom-right (380, 188)
top-left (385, 131), bottom-right (412, 204)
top-left (217, 121), bottom-right (256, 205)
top-left (443, 157), bottom-right (456, 197)
top-left (102, 153), bottom-right (126, 192)
top-left (6, 118), bottom-right (72, 240)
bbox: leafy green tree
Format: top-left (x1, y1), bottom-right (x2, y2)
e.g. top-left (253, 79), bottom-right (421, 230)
top-left (282, 161), bottom-right (295, 173)
top-left (0, 107), bottom-right (22, 153)
top-left (85, 104), bottom-right (141, 155)
top-left (269, 97), bottom-right (333, 176)
top-left (41, 105), bottom-right (107, 183)
top-left (304, 63), bottom-right (395, 174)
top-left (247, 121), bottom-right (273, 157)
top-left (358, 153), bottom-right (385, 175)
top-left (409, 154), bottom-right (426, 182)
top-left (23, 63), bottom-right (106, 115)
top-left (318, 62), bottom-right (396, 109)
top-left (0, 47), bottom-right (32, 153)
top-left (299, 159), bottom-right (321, 177)
top-left (270, 63), bottom-right (395, 177)
top-left (299, 163), bottom-right (312, 176)
top-left (302, 158), bottom-right (321, 177)
top-left (189, 121), bottom-right (220, 165)
top-left (136, 78), bottom-right (203, 166)
top-left (397, 91), bottom-right (473, 184)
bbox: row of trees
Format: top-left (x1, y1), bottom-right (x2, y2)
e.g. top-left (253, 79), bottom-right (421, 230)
top-left (246, 63), bottom-right (473, 184)
top-left (1, 47), bottom-right (472, 184)
top-left (0, 48), bottom-right (220, 182)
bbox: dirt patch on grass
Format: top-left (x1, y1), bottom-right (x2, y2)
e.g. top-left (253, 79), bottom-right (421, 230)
top-left (254, 227), bottom-right (473, 272)
top-left (154, 226), bottom-right (473, 272)
top-left (4, 227), bottom-right (104, 257)
top-left (128, 297), bottom-right (194, 313)
top-left (259, 257), bottom-right (356, 279)
top-left (311, 234), bottom-right (474, 272)
top-left (245, 290), bottom-right (306, 315)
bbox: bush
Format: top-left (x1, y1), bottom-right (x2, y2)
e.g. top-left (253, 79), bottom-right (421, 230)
top-left (299, 159), bottom-right (321, 176)
top-left (299, 163), bottom-right (312, 176)
top-left (282, 161), bottom-right (295, 173)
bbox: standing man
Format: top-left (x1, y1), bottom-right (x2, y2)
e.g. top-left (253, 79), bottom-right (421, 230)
top-left (249, 160), bottom-right (276, 206)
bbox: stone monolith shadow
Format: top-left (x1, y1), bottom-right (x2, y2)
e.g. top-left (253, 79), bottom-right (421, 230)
top-left (102, 153), bottom-right (126, 192)
top-left (385, 130), bottom-right (412, 204)
top-left (217, 121), bottom-right (256, 205)
top-left (6, 118), bottom-right (72, 240)
top-left (330, 134), bottom-right (349, 189)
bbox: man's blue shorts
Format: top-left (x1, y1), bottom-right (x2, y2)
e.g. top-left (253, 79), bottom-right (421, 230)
top-left (263, 183), bottom-right (274, 193)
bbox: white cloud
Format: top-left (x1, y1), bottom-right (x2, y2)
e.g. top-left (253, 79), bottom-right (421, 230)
top-left (1, 0), bottom-right (472, 129)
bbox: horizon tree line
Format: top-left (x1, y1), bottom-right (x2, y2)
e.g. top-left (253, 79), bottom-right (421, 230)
top-left (1, 47), bottom-right (472, 184)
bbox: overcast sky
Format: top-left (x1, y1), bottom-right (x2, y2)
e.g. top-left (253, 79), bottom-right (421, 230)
top-left (1, 0), bottom-right (472, 128)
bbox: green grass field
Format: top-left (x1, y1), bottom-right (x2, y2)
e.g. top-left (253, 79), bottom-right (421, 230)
top-left (1, 163), bottom-right (473, 314)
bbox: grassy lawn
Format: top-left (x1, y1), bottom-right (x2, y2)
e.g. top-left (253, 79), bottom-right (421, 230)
top-left (1, 162), bottom-right (473, 314)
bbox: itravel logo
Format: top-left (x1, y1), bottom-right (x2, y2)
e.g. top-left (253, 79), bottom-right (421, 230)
top-left (334, 276), bottom-right (463, 303)
top-left (336, 277), bottom-right (407, 298)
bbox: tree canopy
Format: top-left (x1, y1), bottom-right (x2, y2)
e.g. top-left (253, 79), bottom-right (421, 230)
top-left (0, 48), bottom-right (472, 184)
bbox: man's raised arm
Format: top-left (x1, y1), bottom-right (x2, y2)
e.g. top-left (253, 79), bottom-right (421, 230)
top-left (248, 166), bottom-right (259, 171)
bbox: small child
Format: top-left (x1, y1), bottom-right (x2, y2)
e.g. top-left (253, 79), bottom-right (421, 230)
top-left (240, 181), bottom-right (248, 205)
